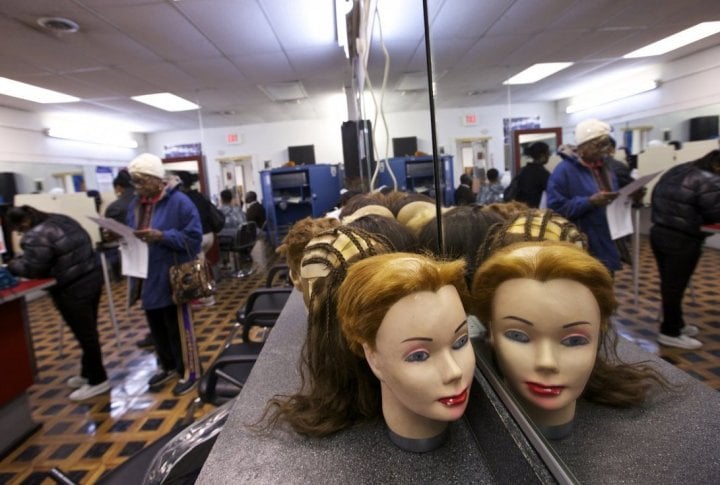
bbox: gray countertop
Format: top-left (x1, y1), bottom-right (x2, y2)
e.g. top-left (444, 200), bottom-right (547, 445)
top-left (198, 290), bottom-right (720, 484)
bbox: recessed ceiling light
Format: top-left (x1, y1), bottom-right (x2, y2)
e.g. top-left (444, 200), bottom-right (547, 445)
top-left (503, 62), bottom-right (573, 85)
top-left (0, 77), bottom-right (79, 103)
top-left (37, 17), bottom-right (79, 33)
top-left (258, 82), bottom-right (308, 102)
top-left (131, 93), bottom-right (199, 111)
top-left (624, 22), bottom-right (720, 58)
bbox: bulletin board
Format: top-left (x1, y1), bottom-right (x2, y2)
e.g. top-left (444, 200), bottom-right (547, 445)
top-left (13, 193), bottom-right (101, 251)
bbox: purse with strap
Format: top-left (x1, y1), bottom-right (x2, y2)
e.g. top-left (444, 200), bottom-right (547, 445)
top-left (168, 244), bottom-right (216, 304)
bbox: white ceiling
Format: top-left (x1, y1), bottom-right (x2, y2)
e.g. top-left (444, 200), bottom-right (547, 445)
top-left (0, 0), bottom-right (719, 134)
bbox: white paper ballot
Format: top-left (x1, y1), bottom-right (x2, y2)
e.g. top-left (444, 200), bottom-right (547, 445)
top-left (606, 171), bottom-right (662, 240)
top-left (88, 216), bottom-right (148, 278)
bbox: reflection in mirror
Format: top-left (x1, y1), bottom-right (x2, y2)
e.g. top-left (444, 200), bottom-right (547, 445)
top-left (513, 128), bottom-right (562, 174)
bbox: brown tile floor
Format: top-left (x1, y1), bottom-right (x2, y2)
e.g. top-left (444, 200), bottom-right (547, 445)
top-left (0, 236), bottom-right (718, 484)
top-left (0, 241), bottom-right (280, 484)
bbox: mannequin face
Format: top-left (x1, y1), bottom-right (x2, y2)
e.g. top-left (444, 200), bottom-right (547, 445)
top-left (490, 278), bottom-right (600, 427)
top-left (363, 285), bottom-right (475, 439)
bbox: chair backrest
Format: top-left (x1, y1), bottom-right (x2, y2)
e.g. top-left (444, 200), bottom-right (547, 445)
top-left (233, 221), bottom-right (257, 251)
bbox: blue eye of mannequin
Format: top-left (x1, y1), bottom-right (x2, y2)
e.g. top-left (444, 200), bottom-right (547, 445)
top-left (452, 334), bottom-right (468, 350)
top-left (561, 335), bottom-right (590, 347)
top-left (405, 350), bottom-right (429, 362)
top-left (504, 330), bottom-right (530, 343)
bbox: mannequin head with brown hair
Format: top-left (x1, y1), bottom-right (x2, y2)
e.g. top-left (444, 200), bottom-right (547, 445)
top-left (276, 217), bottom-right (340, 290)
top-left (264, 225), bottom-right (395, 437)
top-left (338, 253), bottom-right (475, 451)
top-left (472, 241), bottom-right (666, 431)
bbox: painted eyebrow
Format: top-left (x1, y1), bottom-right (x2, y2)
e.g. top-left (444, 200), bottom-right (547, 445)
top-left (401, 319), bottom-right (468, 343)
top-left (502, 316), bottom-right (592, 329)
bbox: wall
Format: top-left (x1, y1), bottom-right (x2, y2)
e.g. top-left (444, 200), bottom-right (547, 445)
top-left (0, 105), bottom-right (144, 191)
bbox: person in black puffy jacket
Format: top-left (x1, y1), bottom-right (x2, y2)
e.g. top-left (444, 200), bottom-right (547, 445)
top-left (650, 149), bottom-right (720, 350)
top-left (7, 205), bottom-right (109, 401)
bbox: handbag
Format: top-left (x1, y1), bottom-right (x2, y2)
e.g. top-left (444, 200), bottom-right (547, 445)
top-left (169, 253), bottom-right (216, 304)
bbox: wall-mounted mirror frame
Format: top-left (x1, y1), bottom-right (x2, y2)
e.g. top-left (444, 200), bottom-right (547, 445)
top-left (512, 128), bottom-right (562, 174)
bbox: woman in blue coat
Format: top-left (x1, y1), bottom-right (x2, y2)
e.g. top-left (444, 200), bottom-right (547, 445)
top-left (126, 153), bottom-right (203, 396)
top-left (547, 119), bottom-right (621, 272)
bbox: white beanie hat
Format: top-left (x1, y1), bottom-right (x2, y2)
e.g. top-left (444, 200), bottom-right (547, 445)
top-left (128, 153), bottom-right (165, 179)
top-left (574, 119), bottom-right (611, 146)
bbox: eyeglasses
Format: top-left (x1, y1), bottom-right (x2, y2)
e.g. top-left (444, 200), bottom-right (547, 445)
top-left (130, 175), bottom-right (159, 187)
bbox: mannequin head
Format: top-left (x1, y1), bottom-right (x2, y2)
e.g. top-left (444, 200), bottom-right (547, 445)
top-left (265, 226), bottom-right (394, 437)
top-left (476, 209), bottom-right (587, 267)
top-left (472, 242), bottom-right (614, 428)
top-left (338, 253), bottom-right (474, 448)
top-left (299, 225), bottom-right (393, 308)
top-left (276, 217), bottom-right (340, 290)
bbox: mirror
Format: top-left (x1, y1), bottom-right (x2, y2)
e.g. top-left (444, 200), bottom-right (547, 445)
top-left (513, 128), bottom-right (562, 174)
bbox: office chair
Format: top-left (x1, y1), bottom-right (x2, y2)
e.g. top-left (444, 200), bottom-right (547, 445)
top-left (232, 221), bottom-right (258, 278)
top-left (198, 310), bottom-right (284, 406)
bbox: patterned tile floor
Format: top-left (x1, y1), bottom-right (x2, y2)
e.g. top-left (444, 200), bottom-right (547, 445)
top-left (0, 236), bottom-right (717, 484)
top-left (0, 241), bottom-right (280, 484)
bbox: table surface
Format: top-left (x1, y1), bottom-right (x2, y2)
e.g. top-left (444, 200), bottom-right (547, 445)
top-left (199, 291), bottom-right (720, 484)
top-left (0, 278), bottom-right (55, 303)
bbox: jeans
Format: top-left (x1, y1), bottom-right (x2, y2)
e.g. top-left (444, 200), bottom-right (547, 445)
top-left (650, 225), bottom-right (703, 336)
top-left (51, 268), bottom-right (107, 385)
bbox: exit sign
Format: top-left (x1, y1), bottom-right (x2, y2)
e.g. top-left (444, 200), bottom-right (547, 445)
top-left (463, 114), bottom-right (477, 126)
top-left (226, 133), bottom-right (242, 144)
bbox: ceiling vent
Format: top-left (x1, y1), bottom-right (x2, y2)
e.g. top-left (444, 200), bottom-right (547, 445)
top-left (258, 81), bottom-right (308, 102)
top-left (37, 17), bottom-right (80, 33)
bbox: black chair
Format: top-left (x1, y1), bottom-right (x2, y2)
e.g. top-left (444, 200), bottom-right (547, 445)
top-left (232, 221), bottom-right (257, 278)
top-left (264, 263), bottom-right (291, 288)
top-left (199, 310), bottom-right (282, 406)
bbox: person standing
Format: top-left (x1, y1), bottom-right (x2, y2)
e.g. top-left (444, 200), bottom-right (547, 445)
top-left (7, 206), bottom-right (109, 401)
top-left (546, 119), bottom-right (621, 272)
top-left (515, 141), bottom-right (551, 208)
top-left (126, 154), bottom-right (203, 396)
top-left (104, 169), bottom-right (135, 225)
top-left (650, 149), bottom-right (720, 350)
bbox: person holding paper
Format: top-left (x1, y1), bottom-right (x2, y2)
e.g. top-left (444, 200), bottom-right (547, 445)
top-left (650, 149), bottom-right (720, 350)
top-left (126, 153), bottom-right (203, 396)
top-left (546, 119), bottom-right (621, 272)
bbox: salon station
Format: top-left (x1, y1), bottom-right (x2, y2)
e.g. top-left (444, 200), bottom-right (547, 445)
top-left (1, 1), bottom-right (720, 483)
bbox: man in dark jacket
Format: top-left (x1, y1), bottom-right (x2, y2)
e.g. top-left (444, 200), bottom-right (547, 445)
top-left (454, 174), bottom-right (475, 205)
top-left (650, 149), bottom-right (720, 350)
top-left (245, 191), bottom-right (266, 231)
top-left (7, 206), bottom-right (108, 401)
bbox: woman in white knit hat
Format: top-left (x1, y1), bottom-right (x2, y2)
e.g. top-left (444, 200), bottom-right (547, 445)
top-left (125, 153), bottom-right (204, 396)
top-left (545, 119), bottom-right (622, 273)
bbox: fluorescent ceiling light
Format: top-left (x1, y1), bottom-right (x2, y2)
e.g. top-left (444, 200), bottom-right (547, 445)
top-left (624, 22), bottom-right (720, 58)
top-left (0, 77), bottom-right (79, 103)
top-left (565, 80), bottom-right (659, 114)
top-left (46, 126), bottom-right (138, 148)
top-left (503, 62), bottom-right (573, 85)
top-left (131, 92), bottom-right (199, 111)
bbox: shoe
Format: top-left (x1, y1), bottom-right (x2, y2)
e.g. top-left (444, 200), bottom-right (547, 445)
top-left (148, 370), bottom-right (177, 388)
top-left (172, 378), bottom-right (197, 396)
top-left (657, 333), bottom-right (702, 350)
top-left (136, 333), bottom-right (154, 349)
top-left (69, 381), bottom-right (111, 401)
top-left (681, 325), bottom-right (700, 337)
top-left (66, 376), bottom-right (88, 389)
